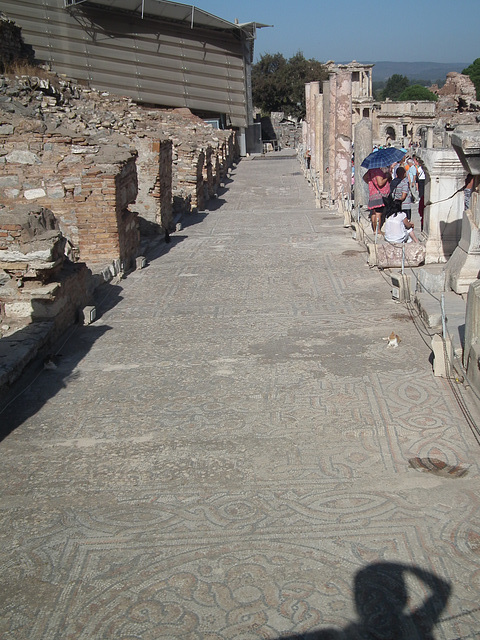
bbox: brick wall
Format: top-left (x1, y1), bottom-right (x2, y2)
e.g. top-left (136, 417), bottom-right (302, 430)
top-left (136, 137), bottom-right (173, 231)
top-left (0, 131), bottom-right (140, 270)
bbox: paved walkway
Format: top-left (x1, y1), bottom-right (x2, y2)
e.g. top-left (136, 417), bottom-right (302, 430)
top-left (2, 152), bottom-right (480, 640)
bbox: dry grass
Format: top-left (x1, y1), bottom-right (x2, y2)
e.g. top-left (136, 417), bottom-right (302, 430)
top-left (2, 60), bottom-right (61, 90)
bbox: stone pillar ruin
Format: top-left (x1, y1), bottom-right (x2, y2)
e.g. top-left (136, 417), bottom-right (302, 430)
top-left (445, 131), bottom-right (480, 293)
top-left (426, 125), bottom-right (434, 148)
top-left (418, 148), bottom-right (465, 264)
top-left (304, 82), bottom-right (312, 152)
top-left (354, 118), bottom-right (372, 207)
top-left (334, 70), bottom-right (352, 201)
top-left (302, 62), bottom-right (374, 205)
top-left (327, 73), bottom-right (337, 196)
top-left (314, 92), bottom-right (324, 188)
top-left (309, 81), bottom-right (320, 171)
top-left (322, 78), bottom-right (331, 195)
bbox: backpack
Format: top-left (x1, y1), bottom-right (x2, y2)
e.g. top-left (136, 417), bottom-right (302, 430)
top-left (383, 178), bottom-right (402, 217)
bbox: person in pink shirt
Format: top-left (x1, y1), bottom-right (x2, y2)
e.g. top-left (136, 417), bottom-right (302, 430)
top-left (363, 167), bottom-right (390, 232)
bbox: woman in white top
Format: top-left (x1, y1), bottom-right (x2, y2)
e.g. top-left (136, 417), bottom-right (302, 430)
top-left (385, 167), bottom-right (418, 243)
top-left (384, 210), bottom-right (418, 243)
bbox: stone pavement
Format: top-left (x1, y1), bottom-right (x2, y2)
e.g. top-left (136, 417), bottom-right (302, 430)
top-left (2, 151), bottom-right (480, 640)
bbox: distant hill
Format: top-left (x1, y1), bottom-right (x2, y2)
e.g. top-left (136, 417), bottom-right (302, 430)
top-left (366, 61), bottom-right (469, 83)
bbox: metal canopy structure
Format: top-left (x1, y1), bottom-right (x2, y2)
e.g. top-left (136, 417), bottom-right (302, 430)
top-left (64, 0), bottom-right (270, 35)
top-left (5, 0), bottom-right (271, 130)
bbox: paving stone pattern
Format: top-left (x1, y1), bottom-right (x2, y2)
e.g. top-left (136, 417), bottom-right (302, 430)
top-left (2, 153), bottom-right (480, 639)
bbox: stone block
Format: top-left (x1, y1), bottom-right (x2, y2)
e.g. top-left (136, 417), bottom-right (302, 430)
top-left (6, 150), bottom-right (41, 165)
top-left (464, 279), bottom-right (480, 369)
top-left (376, 242), bottom-right (425, 269)
top-left (432, 333), bottom-right (453, 378)
top-left (0, 176), bottom-right (20, 187)
top-left (414, 264), bottom-right (446, 295)
top-left (79, 305), bottom-right (97, 325)
top-left (390, 272), bottom-right (412, 302)
top-left (4, 300), bottom-right (33, 319)
top-left (24, 188), bottom-right (46, 200)
top-left (367, 241), bottom-right (425, 268)
top-left (465, 343), bottom-right (480, 396)
top-left (415, 291), bottom-right (466, 356)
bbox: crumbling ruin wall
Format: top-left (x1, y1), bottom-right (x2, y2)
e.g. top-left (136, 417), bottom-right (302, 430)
top-left (0, 205), bottom-right (91, 340)
top-left (80, 154), bottom-right (139, 269)
top-left (267, 113), bottom-right (302, 149)
top-left (134, 137), bottom-right (173, 232)
top-left (0, 127), bottom-right (140, 270)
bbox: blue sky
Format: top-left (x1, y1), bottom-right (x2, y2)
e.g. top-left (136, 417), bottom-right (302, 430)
top-left (196, 0), bottom-right (479, 65)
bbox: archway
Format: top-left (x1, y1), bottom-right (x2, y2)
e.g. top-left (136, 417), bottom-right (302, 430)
top-left (385, 126), bottom-right (396, 143)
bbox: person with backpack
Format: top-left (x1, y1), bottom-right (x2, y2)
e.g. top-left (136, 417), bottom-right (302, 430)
top-left (391, 165), bottom-right (413, 220)
top-left (384, 167), bottom-right (418, 243)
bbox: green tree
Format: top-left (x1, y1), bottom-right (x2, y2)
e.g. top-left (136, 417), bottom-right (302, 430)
top-left (252, 52), bottom-right (327, 119)
top-left (398, 85), bottom-right (438, 101)
top-left (462, 58), bottom-right (480, 100)
top-left (251, 53), bottom-right (287, 116)
top-left (382, 74), bottom-right (409, 100)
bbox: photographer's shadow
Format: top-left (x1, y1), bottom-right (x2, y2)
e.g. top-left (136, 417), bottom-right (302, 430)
top-left (282, 562), bottom-right (451, 640)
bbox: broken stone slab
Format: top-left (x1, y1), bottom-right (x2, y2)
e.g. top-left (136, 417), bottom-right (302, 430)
top-left (0, 247), bottom-right (63, 264)
top-left (451, 129), bottom-right (480, 174)
top-left (0, 227), bottom-right (66, 260)
top-left (367, 241), bottom-right (426, 268)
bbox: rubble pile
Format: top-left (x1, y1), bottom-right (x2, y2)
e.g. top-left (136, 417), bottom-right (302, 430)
top-left (431, 72), bottom-right (480, 128)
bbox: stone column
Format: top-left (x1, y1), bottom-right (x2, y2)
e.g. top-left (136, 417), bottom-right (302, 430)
top-left (315, 92), bottom-right (324, 190)
top-left (302, 120), bottom-right (308, 152)
top-left (327, 73), bottom-right (337, 197)
top-left (322, 78), bottom-right (331, 194)
top-left (426, 125), bottom-right (434, 148)
top-left (419, 148), bottom-right (465, 263)
top-left (354, 118), bottom-right (372, 207)
top-left (308, 81), bottom-right (320, 170)
top-left (334, 70), bottom-right (352, 201)
top-left (304, 82), bottom-right (311, 151)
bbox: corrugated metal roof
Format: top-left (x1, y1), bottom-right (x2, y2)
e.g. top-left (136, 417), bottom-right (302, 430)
top-left (67, 1), bottom-right (272, 35)
top-left (68, 0), bottom-right (239, 31)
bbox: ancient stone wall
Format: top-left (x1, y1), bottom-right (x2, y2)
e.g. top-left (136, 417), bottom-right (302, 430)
top-left (134, 137), bottom-right (173, 232)
top-left (0, 205), bottom-right (91, 341)
top-left (0, 128), bottom-right (140, 269)
top-left (80, 155), bottom-right (139, 269)
top-left (267, 113), bottom-right (302, 149)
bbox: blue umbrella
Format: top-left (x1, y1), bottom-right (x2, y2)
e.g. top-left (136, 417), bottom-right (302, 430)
top-left (361, 147), bottom-right (406, 170)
